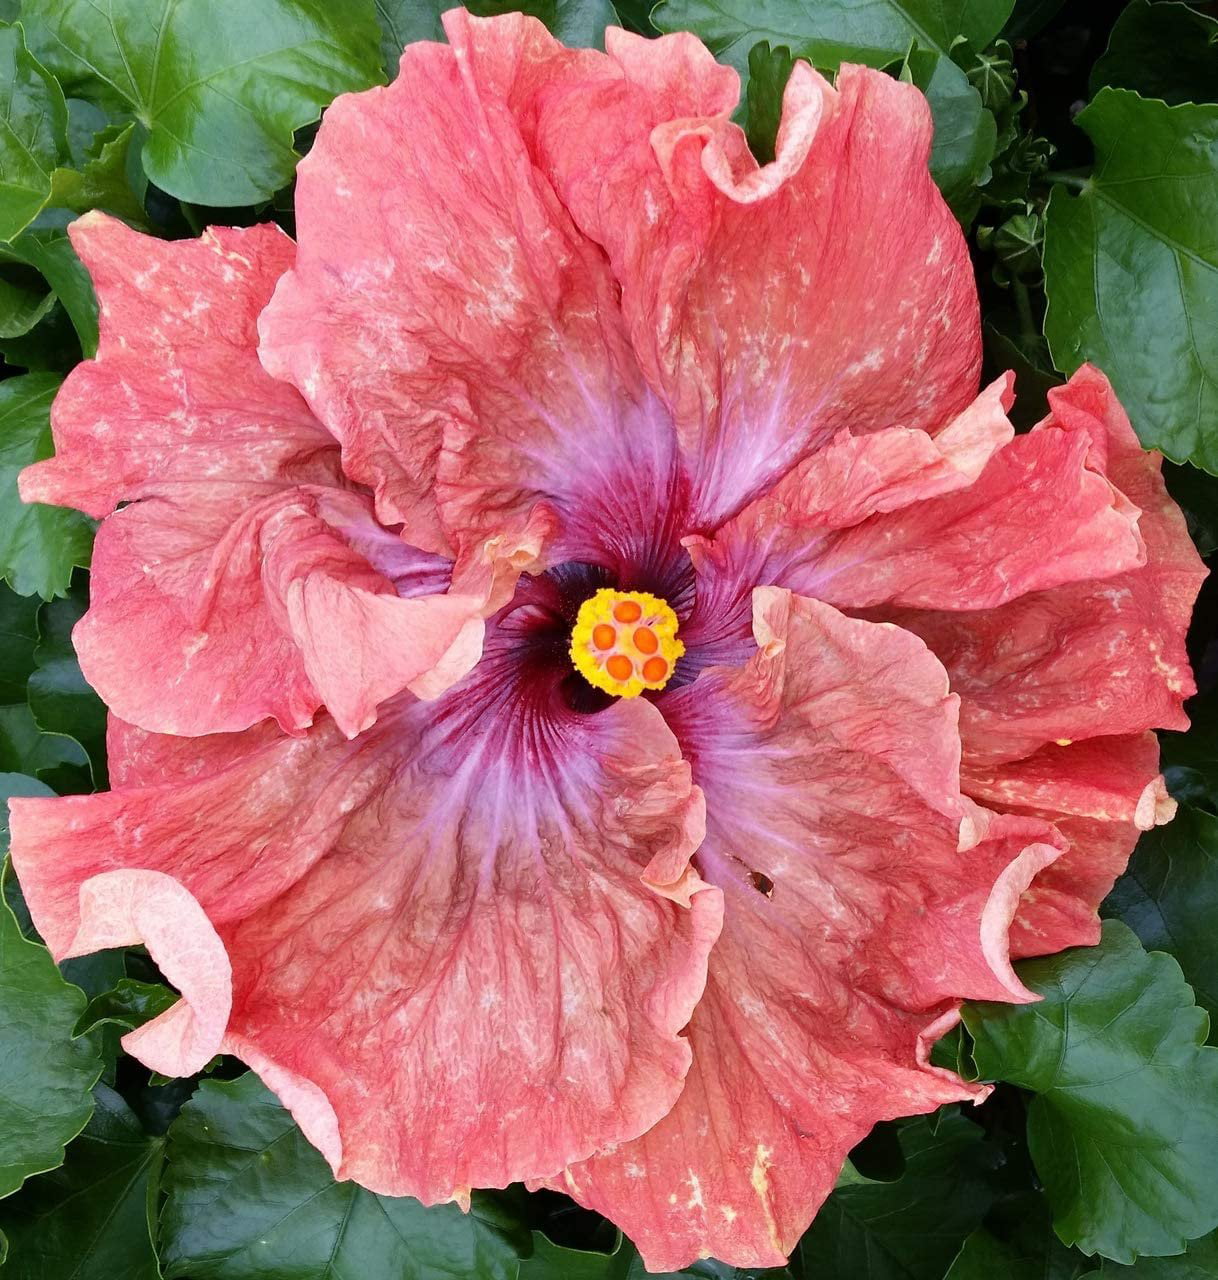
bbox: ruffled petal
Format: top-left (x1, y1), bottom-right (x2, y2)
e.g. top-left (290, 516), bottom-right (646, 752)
top-left (963, 733), bottom-right (1176, 957)
top-left (76, 488), bottom-right (499, 738)
top-left (258, 11), bottom-right (660, 564)
top-left (10, 692), bottom-right (722, 1201)
top-left (886, 367), bottom-right (1206, 763)
top-left (19, 213), bottom-right (338, 517)
top-left (559, 588), bottom-right (1063, 1270)
top-left (537, 49), bottom-right (980, 521)
top-left (693, 374), bottom-right (1147, 614)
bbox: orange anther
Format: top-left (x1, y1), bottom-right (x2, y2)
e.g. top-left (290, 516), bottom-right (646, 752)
top-left (641, 656), bottom-right (668, 682)
top-left (606, 654), bottom-right (634, 682)
top-left (571, 589), bottom-right (683, 698)
top-left (633, 627), bottom-right (659, 655)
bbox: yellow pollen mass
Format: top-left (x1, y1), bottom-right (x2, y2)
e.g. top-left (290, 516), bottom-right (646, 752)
top-left (570, 589), bottom-right (684, 698)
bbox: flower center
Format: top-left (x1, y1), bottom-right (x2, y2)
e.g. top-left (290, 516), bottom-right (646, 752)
top-left (569, 588), bottom-right (684, 698)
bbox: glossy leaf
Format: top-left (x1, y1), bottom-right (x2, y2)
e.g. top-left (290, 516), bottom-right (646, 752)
top-left (1159, 692), bottom-right (1218, 811)
top-left (0, 276), bottom-right (54, 341)
top-left (0, 373), bottom-right (93, 598)
top-left (0, 703), bottom-right (89, 787)
top-left (3, 230), bottom-right (100, 357)
top-left (1103, 805), bottom-right (1218, 1022)
top-left (0, 1084), bottom-right (163, 1280)
top-left (21, 0), bottom-right (385, 205)
top-left (794, 1112), bottom-right (996, 1279)
top-left (651, 0), bottom-right (1014, 81)
top-left (946, 1195), bottom-right (1089, 1279)
top-left (0, 586), bottom-right (39, 705)
top-left (75, 979), bottom-right (177, 1038)
top-left (0, 23), bottom-right (68, 243)
top-left (47, 122), bottom-right (148, 226)
top-left (1090, 0), bottom-right (1218, 107)
top-left (160, 1072), bottom-right (528, 1280)
top-left (374, 0), bottom-right (617, 72)
top-left (0, 856), bottom-right (101, 1198)
top-left (1043, 89), bottom-right (1218, 472)
top-left (28, 585), bottom-right (107, 785)
top-left (965, 921), bottom-right (1218, 1262)
top-left (1082, 1230), bottom-right (1218, 1276)
top-left (898, 47), bottom-right (996, 220)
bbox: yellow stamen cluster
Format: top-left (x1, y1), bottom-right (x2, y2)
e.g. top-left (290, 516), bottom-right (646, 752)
top-left (570, 589), bottom-right (684, 698)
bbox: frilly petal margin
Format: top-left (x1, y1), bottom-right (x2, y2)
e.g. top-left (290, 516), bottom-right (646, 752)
top-left (19, 213), bottom-right (339, 517)
top-left (18, 213), bottom-right (527, 738)
top-left (257, 9), bottom-right (649, 566)
top-left (557, 588), bottom-right (1065, 1270)
top-left (885, 364), bottom-right (1207, 764)
top-left (536, 43), bottom-right (981, 522)
top-left (9, 691), bottom-right (723, 1203)
top-left (65, 870), bottom-right (231, 1078)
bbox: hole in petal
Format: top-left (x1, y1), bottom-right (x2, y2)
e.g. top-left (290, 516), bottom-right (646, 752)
top-left (749, 870), bottom-right (774, 898)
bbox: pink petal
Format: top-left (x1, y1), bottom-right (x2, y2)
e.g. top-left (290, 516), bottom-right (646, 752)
top-left (10, 694), bottom-right (722, 1200)
top-left (686, 375), bottom-right (1016, 585)
top-left (76, 488), bottom-right (499, 738)
top-left (258, 11), bottom-right (650, 563)
top-left (537, 50), bottom-right (981, 521)
top-left (745, 380), bottom-right (1146, 611)
top-left (964, 733), bottom-right (1176, 957)
top-left (560, 588), bottom-right (1063, 1270)
top-left (68, 870), bottom-right (230, 1077)
top-left (887, 366), bottom-right (1206, 762)
top-left (19, 213), bottom-right (338, 518)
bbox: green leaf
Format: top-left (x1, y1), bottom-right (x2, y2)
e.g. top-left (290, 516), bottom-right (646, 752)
top-left (0, 23), bottom-right (69, 243)
top-left (1002, 0), bottom-right (1066, 39)
top-left (0, 703), bottom-right (89, 785)
top-left (794, 1112), bottom-right (995, 1279)
top-left (3, 229), bottom-right (100, 357)
top-left (964, 921), bottom-right (1218, 1262)
top-left (374, 0), bottom-right (616, 72)
top-left (520, 1234), bottom-right (791, 1278)
top-left (0, 372), bottom-right (94, 598)
top-left (983, 308), bottom-right (1062, 429)
top-left (1082, 1230), bottom-right (1218, 1276)
top-left (1165, 465), bottom-right (1218, 559)
top-left (28, 584), bottom-right (107, 785)
top-left (0, 855), bottom-right (102, 1198)
top-left (0, 585), bottom-right (39, 705)
top-left (75, 979), bottom-right (177, 1038)
top-left (1103, 805), bottom-right (1218, 1022)
top-left (1158, 692), bottom-right (1218, 811)
top-left (160, 1072), bottom-right (528, 1280)
top-left (651, 0), bottom-right (1014, 82)
top-left (0, 1084), bottom-right (163, 1279)
top-left (1042, 89), bottom-right (1218, 472)
top-left (745, 42), bottom-right (795, 165)
top-left (1090, 0), bottom-right (1218, 107)
top-left (947, 1197), bottom-right (1088, 1280)
top-left (21, 0), bottom-right (385, 206)
top-left (47, 122), bottom-right (148, 226)
top-left (898, 46), bottom-right (996, 220)
top-left (0, 275), bottom-right (54, 341)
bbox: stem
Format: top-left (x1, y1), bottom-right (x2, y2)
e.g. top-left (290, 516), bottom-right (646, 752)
top-left (1013, 278), bottom-right (1039, 346)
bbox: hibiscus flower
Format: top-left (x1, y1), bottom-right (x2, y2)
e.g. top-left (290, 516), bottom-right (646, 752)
top-left (10, 9), bottom-right (1205, 1271)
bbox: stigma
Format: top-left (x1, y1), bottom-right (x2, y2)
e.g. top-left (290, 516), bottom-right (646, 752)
top-left (570, 589), bottom-right (684, 698)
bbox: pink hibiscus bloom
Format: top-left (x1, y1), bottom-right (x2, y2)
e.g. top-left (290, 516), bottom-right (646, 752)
top-left (10, 9), bottom-right (1206, 1271)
